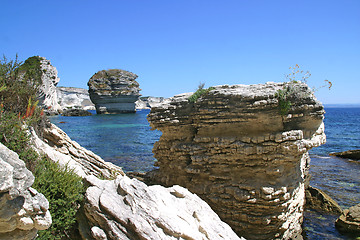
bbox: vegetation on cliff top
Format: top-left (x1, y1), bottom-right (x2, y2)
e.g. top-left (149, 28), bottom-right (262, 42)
top-left (188, 82), bottom-right (215, 103)
top-left (276, 64), bottom-right (332, 115)
top-left (0, 55), bottom-right (85, 239)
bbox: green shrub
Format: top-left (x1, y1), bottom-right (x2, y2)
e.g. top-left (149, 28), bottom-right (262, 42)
top-left (0, 112), bottom-right (39, 170)
top-left (275, 87), bottom-right (292, 116)
top-left (1, 55), bottom-right (85, 239)
top-left (33, 157), bottom-right (85, 240)
top-left (188, 83), bottom-right (215, 103)
top-left (0, 55), bottom-right (42, 114)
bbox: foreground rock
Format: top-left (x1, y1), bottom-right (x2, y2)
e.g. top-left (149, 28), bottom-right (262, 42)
top-left (57, 87), bottom-right (95, 111)
top-left (148, 82), bottom-right (326, 239)
top-left (0, 143), bottom-right (51, 240)
top-left (88, 69), bottom-right (141, 114)
top-left (335, 203), bottom-right (360, 234)
top-left (30, 122), bottom-right (123, 179)
top-left (330, 149), bottom-right (360, 160)
top-left (62, 108), bottom-right (92, 116)
top-left (79, 175), bottom-right (244, 240)
top-left (305, 186), bottom-right (342, 214)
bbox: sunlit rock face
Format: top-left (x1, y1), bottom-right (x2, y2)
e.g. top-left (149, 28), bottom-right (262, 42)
top-left (88, 69), bottom-right (141, 114)
top-left (34, 57), bottom-right (62, 114)
top-left (57, 87), bottom-right (95, 111)
top-left (147, 82), bottom-right (326, 240)
top-left (0, 143), bottom-right (52, 240)
top-left (78, 175), bottom-right (245, 240)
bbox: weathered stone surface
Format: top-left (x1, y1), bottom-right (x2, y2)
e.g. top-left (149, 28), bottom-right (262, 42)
top-left (335, 203), bottom-right (360, 234)
top-left (37, 57), bottom-right (62, 114)
top-left (136, 96), bottom-right (165, 109)
top-left (330, 149), bottom-right (360, 160)
top-left (88, 69), bottom-right (141, 114)
top-left (62, 108), bottom-right (92, 116)
top-left (147, 82), bottom-right (326, 240)
top-left (79, 175), bottom-right (245, 240)
top-left (305, 186), bottom-right (342, 214)
top-left (57, 87), bottom-right (95, 111)
top-left (0, 143), bottom-right (51, 240)
top-left (30, 122), bottom-right (123, 179)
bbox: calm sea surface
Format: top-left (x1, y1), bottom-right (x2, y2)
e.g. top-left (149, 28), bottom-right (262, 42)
top-left (50, 107), bottom-right (360, 240)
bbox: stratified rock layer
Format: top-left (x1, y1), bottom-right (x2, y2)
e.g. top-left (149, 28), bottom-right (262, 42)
top-left (147, 82), bottom-right (326, 239)
top-left (88, 69), bottom-right (141, 114)
top-left (79, 175), bottom-right (244, 240)
top-left (0, 143), bottom-right (51, 240)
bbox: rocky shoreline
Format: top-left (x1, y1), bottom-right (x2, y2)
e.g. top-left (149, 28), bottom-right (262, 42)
top-left (1, 56), bottom-right (358, 239)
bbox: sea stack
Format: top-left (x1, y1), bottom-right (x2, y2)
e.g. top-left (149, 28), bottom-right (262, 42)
top-left (147, 82), bottom-right (326, 239)
top-left (88, 69), bottom-right (141, 114)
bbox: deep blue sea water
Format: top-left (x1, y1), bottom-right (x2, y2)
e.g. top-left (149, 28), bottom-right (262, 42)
top-left (49, 107), bottom-right (360, 239)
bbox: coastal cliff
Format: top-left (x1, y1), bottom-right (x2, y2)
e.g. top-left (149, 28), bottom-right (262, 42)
top-left (88, 69), bottom-right (141, 114)
top-left (147, 82), bottom-right (326, 239)
top-left (57, 87), bottom-right (95, 111)
top-left (18, 56), bottom-right (62, 114)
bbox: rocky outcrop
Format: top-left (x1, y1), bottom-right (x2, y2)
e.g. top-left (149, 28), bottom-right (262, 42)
top-left (38, 57), bottom-right (62, 113)
top-left (57, 87), bottom-right (95, 111)
top-left (330, 149), bottom-right (360, 160)
top-left (30, 122), bottom-right (123, 179)
top-left (62, 108), bottom-right (92, 116)
top-left (0, 143), bottom-right (51, 240)
top-left (335, 203), bottom-right (360, 234)
top-left (19, 56), bottom-right (62, 114)
top-left (78, 175), bottom-right (244, 240)
top-left (88, 69), bottom-right (141, 114)
top-left (305, 186), bottom-right (342, 214)
top-left (147, 82), bottom-right (326, 239)
top-left (136, 96), bottom-right (165, 110)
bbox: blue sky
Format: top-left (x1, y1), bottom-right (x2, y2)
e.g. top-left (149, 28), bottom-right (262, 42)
top-left (2, 0), bottom-right (359, 104)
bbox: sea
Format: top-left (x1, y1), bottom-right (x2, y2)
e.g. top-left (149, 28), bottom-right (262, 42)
top-left (49, 107), bottom-right (360, 240)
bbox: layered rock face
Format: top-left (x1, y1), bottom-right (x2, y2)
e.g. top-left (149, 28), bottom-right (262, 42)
top-left (88, 69), bottom-right (141, 114)
top-left (57, 87), bottom-right (95, 111)
top-left (147, 82), bottom-right (326, 239)
top-left (79, 175), bottom-right (244, 240)
top-left (30, 123), bottom-right (123, 179)
top-left (37, 57), bottom-right (62, 114)
top-left (0, 143), bottom-right (51, 240)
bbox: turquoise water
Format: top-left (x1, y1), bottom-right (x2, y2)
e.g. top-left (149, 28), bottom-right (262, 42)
top-left (49, 108), bottom-right (360, 239)
top-left (50, 110), bottom-right (161, 172)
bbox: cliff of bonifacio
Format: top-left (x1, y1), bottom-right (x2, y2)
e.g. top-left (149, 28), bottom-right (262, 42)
top-left (147, 82), bottom-right (326, 239)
